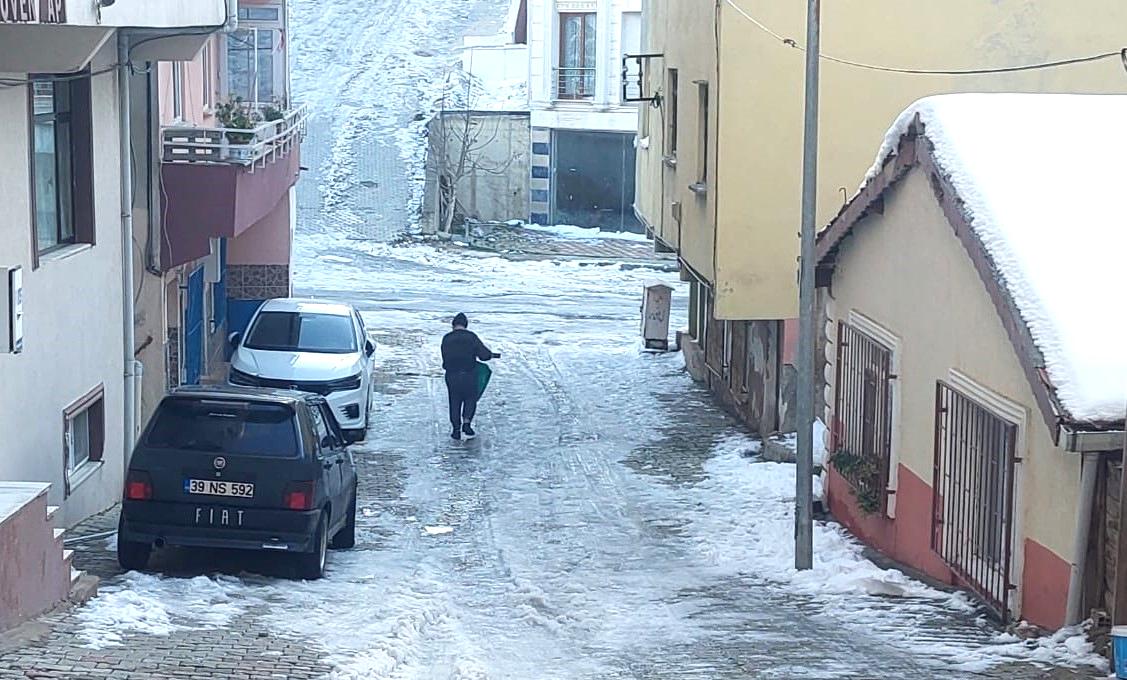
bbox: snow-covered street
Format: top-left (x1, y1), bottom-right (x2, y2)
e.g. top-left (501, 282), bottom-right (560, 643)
top-left (0, 231), bottom-right (1110, 679)
top-left (0, 1), bottom-right (1114, 678)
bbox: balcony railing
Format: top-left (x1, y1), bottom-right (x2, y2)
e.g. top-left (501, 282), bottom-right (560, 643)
top-left (161, 103), bottom-right (309, 170)
top-left (553, 67), bottom-right (596, 100)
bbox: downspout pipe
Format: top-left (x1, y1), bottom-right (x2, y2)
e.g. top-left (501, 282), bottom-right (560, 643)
top-left (118, 33), bottom-right (138, 474)
top-left (1065, 450), bottom-right (1100, 625)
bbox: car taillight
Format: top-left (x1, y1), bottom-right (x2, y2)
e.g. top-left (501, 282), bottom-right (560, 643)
top-left (283, 481), bottom-right (315, 511)
top-left (125, 471), bottom-right (153, 501)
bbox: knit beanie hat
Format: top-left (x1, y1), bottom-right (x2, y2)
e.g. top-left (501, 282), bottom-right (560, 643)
top-left (452, 313), bottom-right (469, 328)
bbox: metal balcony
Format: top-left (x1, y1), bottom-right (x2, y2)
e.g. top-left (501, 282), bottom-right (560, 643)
top-left (552, 67), bottom-right (596, 101)
top-left (161, 103), bottom-right (309, 171)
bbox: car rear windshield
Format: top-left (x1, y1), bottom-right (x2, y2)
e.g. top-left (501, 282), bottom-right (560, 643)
top-left (244, 311), bottom-right (356, 354)
top-left (146, 399), bottom-right (300, 458)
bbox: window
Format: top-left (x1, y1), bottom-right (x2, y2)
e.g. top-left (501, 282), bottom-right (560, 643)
top-left (227, 28), bottom-right (278, 104)
top-left (202, 44), bottom-right (214, 111)
top-left (64, 386), bottom-right (104, 493)
top-left (239, 6), bottom-right (281, 21)
top-left (932, 381), bottom-right (1018, 620)
top-left (665, 68), bottom-right (678, 158)
top-left (29, 75), bottom-right (94, 259)
top-left (171, 62), bottom-right (184, 120)
top-left (146, 398), bottom-right (299, 458)
top-left (832, 321), bottom-right (894, 512)
top-left (557, 12), bottom-right (596, 99)
top-left (694, 81), bottom-right (709, 190)
top-left (308, 402), bottom-right (330, 449)
top-left (244, 311), bottom-right (357, 354)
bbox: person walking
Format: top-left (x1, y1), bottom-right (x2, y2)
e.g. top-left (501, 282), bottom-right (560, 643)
top-left (441, 313), bottom-right (498, 440)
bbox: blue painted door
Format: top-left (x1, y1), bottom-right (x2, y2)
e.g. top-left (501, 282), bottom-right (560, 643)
top-left (184, 266), bottom-right (205, 385)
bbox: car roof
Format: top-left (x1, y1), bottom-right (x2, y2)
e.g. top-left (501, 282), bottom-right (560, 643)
top-left (257, 297), bottom-right (354, 317)
top-left (167, 385), bottom-right (323, 407)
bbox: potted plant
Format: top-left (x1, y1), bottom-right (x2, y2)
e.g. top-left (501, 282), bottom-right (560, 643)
top-left (215, 98), bottom-right (260, 160)
top-left (261, 100), bottom-right (287, 140)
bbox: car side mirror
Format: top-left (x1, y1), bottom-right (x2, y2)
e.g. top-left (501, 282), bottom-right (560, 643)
top-left (228, 331), bottom-right (243, 349)
top-left (364, 340), bottom-right (375, 357)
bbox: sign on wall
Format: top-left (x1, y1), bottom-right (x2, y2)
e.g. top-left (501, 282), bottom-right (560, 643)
top-left (1, 266), bottom-right (23, 354)
top-left (0, 0), bottom-right (67, 25)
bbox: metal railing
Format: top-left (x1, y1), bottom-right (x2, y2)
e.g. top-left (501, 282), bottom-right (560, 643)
top-left (161, 103), bottom-right (309, 170)
top-left (553, 66), bottom-right (596, 100)
top-left (832, 322), bottom-right (894, 512)
top-left (932, 381), bottom-right (1017, 622)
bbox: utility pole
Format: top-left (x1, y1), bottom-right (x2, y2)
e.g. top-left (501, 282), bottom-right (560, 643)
top-left (795, 0), bottom-right (821, 571)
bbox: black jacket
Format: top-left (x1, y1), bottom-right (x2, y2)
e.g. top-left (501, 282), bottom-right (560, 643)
top-left (441, 329), bottom-right (493, 374)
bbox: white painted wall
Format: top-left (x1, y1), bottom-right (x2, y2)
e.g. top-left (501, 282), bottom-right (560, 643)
top-left (70, 0), bottom-right (228, 28)
top-left (528, 0), bottom-right (640, 132)
top-left (0, 41), bottom-right (127, 527)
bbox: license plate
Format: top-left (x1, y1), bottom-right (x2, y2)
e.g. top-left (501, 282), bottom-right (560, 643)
top-left (184, 478), bottom-right (254, 498)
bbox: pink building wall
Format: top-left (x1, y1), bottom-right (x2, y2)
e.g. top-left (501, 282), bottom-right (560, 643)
top-left (228, 194), bottom-right (293, 266)
top-left (157, 37), bottom-right (221, 127)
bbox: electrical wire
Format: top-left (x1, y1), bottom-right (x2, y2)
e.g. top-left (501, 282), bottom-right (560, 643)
top-left (723, 0), bottom-right (1126, 76)
top-left (0, 26), bottom-right (221, 88)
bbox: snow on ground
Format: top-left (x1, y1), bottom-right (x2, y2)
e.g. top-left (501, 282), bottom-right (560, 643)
top-left (77, 573), bottom-right (249, 649)
top-left (686, 433), bottom-right (1108, 674)
top-left (862, 94), bottom-right (1127, 424)
top-left (514, 222), bottom-right (652, 242)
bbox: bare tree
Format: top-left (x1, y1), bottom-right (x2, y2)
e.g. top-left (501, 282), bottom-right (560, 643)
top-left (431, 69), bottom-right (519, 238)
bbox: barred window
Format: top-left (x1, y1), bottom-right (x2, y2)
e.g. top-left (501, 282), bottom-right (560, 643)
top-left (832, 322), bottom-right (894, 513)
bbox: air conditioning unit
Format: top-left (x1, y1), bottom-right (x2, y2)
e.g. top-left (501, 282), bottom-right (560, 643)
top-left (203, 238), bottom-right (222, 284)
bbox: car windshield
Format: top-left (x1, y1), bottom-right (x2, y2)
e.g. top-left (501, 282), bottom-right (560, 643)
top-left (146, 399), bottom-right (300, 458)
top-left (244, 311), bottom-right (356, 354)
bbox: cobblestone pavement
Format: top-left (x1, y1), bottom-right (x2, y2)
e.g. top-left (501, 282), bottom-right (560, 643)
top-left (0, 509), bottom-right (333, 680)
top-left (453, 225), bottom-right (676, 263)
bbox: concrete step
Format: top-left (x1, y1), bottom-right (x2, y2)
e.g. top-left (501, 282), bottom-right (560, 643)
top-left (61, 549), bottom-right (74, 565)
top-left (53, 528), bottom-right (65, 542)
top-left (45, 505), bottom-right (60, 524)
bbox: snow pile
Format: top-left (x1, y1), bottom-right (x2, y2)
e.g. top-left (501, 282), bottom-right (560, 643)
top-left (76, 573), bottom-right (249, 648)
top-left (864, 94), bottom-right (1127, 424)
top-left (767, 418), bottom-right (830, 466)
top-left (688, 434), bottom-right (934, 598)
top-left (516, 222), bottom-right (652, 242)
top-left (685, 433), bottom-right (1108, 673)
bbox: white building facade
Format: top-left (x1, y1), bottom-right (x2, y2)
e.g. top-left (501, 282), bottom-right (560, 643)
top-left (0, 2), bottom-right (229, 529)
top-left (527, 0), bottom-right (641, 229)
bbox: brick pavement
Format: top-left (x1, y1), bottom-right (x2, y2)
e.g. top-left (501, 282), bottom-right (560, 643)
top-left (431, 223), bottom-right (679, 264)
top-left (0, 508), bottom-right (332, 680)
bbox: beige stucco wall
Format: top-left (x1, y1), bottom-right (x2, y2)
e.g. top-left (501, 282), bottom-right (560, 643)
top-left (826, 168), bottom-right (1080, 573)
top-left (639, 0), bottom-right (1127, 320)
top-left (636, 0), bottom-right (717, 282)
top-left (0, 41), bottom-right (126, 527)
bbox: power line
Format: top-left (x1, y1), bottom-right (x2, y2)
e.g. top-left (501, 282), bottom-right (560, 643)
top-left (723, 0), bottom-right (1125, 76)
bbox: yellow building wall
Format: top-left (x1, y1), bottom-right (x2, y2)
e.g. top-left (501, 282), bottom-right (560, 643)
top-left (636, 0), bottom-right (718, 282)
top-left (653, 0), bottom-right (1127, 319)
top-left (827, 169), bottom-right (1081, 583)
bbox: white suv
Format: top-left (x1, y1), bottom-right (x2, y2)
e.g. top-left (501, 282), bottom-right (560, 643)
top-left (228, 298), bottom-right (374, 441)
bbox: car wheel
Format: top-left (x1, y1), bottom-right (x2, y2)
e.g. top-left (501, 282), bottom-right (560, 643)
top-left (116, 515), bottom-right (151, 572)
top-left (331, 489), bottom-right (357, 550)
top-left (296, 512), bottom-right (328, 580)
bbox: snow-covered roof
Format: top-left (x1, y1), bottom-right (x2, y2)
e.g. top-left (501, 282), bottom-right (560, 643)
top-left (848, 94), bottom-right (1127, 426)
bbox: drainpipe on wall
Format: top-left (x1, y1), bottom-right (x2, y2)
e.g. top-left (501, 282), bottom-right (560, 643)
top-left (1065, 450), bottom-right (1100, 625)
top-left (118, 33), bottom-right (138, 474)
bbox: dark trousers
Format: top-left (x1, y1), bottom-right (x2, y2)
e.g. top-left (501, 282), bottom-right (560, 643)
top-left (445, 371), bottom-right (478, 429)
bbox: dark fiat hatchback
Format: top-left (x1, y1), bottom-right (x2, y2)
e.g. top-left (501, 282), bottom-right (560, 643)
top-left (117, 386), bottom-right (358, 579)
